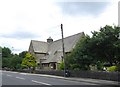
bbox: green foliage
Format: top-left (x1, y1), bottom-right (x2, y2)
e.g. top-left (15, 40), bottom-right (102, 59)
top-left (9, 54), bottom-right (22, 70)
top-left (107, 66), bottom-right (117, 72)
top-left (2, 57), bottom-right (11, 68)
top-left (69, 64), bottom-right (81, 70)
top-left (2, 47), bottom-right (12, 57)
top-left (66, 25), bottom-right (120, 71)
top-left (2, 47), bottom-right (25, 70)
top-left (91, 25), bottom-right (120, 65)
top-left (66, 35), bottom-right (93, 70)
top-left (19, 51), bottom-right (28, 58)
top-left (2, 54), bottom-right (23, 70)
top-left (21, 52), bottom-right (37, 69)
top-left (58, 61), bottom-right (64, 70)
top-left (116, 64), bottom-right (120, 71)
top-left (2, 47), bottom-right (12, 69)
top-left (96, 61), bottom-right (104, 70)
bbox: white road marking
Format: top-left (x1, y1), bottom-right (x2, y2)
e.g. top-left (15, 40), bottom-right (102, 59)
top-left (6, 74), bottom-right (12, 77)
top-left (16, 77), bottom-right (25, 80)
top-left (31, 80), bottom-right (51, 86)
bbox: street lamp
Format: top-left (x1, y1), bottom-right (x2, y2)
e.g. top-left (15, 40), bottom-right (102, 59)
top-left (60, 24), bottom-right (66, 77)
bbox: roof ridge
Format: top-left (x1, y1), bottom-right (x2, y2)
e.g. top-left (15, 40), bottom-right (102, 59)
top-left (31, 32), bottom-right (84, 43)
top-left (31, 40), bottom-right (47, 43)
top-left (52, 32), bottom-right (84, 43)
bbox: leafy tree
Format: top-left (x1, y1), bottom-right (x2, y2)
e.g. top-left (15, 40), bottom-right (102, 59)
top-left (21, 52), bottom-right (37, 72)
top-left (66, 25), bottom-right (120, 71)
top-left (9, 54), bottom-right (22, 70)
top-left (2, 47), bottom-right (23, 70)
top-left (19, 51), bottom-right (28, 58)
top-left (2, 58), bottom-right (11, 68)
top-left (2, 47), bottom-right (12, 68)
top-left (90, 25), bottom-right (120, 65)
top-left (2, 47), bottom-right (12, 57)
top-left (66, 35), bottom-right (94, 70)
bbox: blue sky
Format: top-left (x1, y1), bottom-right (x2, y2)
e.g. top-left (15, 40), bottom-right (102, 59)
top-left (0, 0), bottom-right (119, 54)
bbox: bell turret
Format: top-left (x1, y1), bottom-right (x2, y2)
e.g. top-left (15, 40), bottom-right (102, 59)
top-left (47, 37), bottom-right (53, 43)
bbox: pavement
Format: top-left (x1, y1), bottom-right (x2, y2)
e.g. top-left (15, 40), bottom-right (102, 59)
top-left (19, 72), bottom-right (119, 85)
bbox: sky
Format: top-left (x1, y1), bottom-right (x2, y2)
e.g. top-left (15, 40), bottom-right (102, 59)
top-left (0, 0), bottom-right (119, 54)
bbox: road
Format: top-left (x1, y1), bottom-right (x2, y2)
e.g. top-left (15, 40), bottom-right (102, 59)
top-left (1, 70), bottom-right (119, 87)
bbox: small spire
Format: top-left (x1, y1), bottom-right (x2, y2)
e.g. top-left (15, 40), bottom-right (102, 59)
top-left (48, 37), bottom-right (52, 39)
top-left (47, 37), bottom-right (53, 43)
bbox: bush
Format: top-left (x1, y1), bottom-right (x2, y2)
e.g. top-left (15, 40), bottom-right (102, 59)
top-left (107, 66), bottom-right (117, 72)
top-left (58, 61), bottom-right (64, 70)
top-left (116, 64), bottom-right (120, 72)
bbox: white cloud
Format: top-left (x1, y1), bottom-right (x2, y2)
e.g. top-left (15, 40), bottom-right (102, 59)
top-left (0, 37), bottom-right (30, 54)
top-left (60, 0), bottom-right (118, 37)
top-left (0, 0), bottom-right (119, 54)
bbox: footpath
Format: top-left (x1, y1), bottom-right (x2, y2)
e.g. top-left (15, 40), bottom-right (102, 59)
top-left (3, 70), bottom-right (119, 85)
top-left (24, 72), bottom-right (119, 85)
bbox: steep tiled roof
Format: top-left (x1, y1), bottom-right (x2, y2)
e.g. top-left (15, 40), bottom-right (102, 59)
top-left (42, 32), bottom-right (85, 63)
top-left (30, 32), bottom-right (84, 63)
top-left (31, 40), bottom-right (48, 53)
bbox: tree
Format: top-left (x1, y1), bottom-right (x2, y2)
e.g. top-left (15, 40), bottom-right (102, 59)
top-left (2, 47), bottom-right (23, 70)
top-left (9, 54), bottom-right (22, 70)
top-left (66, 25), bottom-right (120, 71)
top-left (90, 25), bottom-right (120, 65)
top-left (2, 47), bottom-right (12, 69)
top-left (2, 47), bottom-right (12, 57)
top-left (2, 58), bottom-right (10, 68)
top-left (21, 52), bottom-right (37, 72)
top-left (19, 51), bottom-right (28, 58)
top-left (66, 35), bottom-right (94, 70)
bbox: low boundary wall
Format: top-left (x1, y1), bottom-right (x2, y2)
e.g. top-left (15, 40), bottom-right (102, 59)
top-left (5, 69), bottom-right (120, 82)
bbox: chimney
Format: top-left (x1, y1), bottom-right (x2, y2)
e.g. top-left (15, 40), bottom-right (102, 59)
top-left (47, 37), bottom-right (53, 43)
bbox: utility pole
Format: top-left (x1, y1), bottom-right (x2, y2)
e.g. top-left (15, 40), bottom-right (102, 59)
top-left (61, 24), bottom-right (66, 77)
